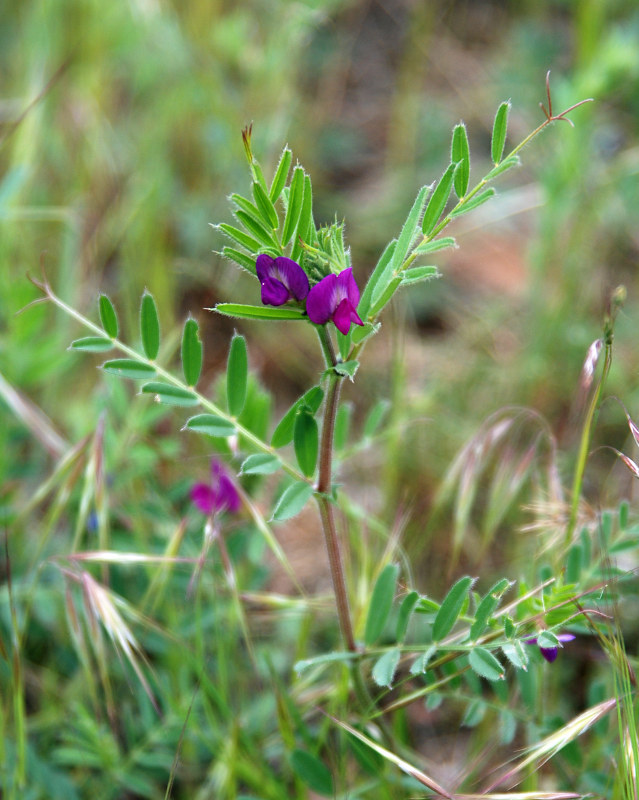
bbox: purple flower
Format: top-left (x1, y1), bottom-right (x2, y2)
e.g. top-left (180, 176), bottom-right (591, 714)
top-left (191, 459), bottom-right (240, 516)
top-left (525, 633), bottom-right (576, 663)
top-left (306, 267), bottom-right (364, 335)
top-left (256, 254), bottom-right (309, 306)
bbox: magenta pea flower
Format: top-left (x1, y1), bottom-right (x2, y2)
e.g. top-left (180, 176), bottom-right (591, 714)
top-left (256, 254), bottom-right (309, 306)
top-left (191, 459), bottom-right (240, 515)
top-left (306, 267), bottom-right (364, 335)
top-left (525, 633), bottom-right (576, 663)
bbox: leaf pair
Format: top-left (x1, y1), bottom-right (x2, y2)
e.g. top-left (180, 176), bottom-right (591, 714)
top-left (73, 293), bottom-right (204, 400)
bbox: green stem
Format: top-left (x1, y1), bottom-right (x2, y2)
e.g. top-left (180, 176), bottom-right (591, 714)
top-left (313, 326), bottom-right (397, 729)
top-left (565, 337), bottom-right (613, 546)
top-left (315, 332), bottom-right (356, 651)
top-left (396, 117), bottom-right (558, 279)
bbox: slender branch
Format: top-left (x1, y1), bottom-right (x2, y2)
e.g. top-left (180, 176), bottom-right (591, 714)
top-left (565, 337), bottom-right (613, 546)
top-left (33, 276), bottom-right (306, 482)
top-left (347, 80), bottom-right (594, 367)
top-left (316, 368), bottom-right (357, 652)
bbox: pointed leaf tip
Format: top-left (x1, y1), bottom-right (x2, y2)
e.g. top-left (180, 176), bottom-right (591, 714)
top-left (491, 101), bottom-right (511, 165)
top-left (271, 481), bottom-right (314, 521)
top-left (469, 646), bottom-right (505, 681)
top-left (422, 163), bottom-right (455, 235)
top-left (451, 123), bottom-right (470, 198)
top-left (372, 648), bottom-right (401, 688)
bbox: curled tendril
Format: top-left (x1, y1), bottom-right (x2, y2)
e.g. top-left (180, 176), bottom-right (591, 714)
top-left (540, 70), bottom-right (594, 128)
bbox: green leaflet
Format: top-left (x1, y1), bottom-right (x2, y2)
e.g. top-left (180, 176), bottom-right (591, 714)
top-left (367, 185), bottom-right (429, 314)
top-left (364, 563), bottom-right (399, 646)
top-left (271, 386), bottom-right (324, 448)
top-left (227, 334), bottom-right (248, 417)
top-left (412, 236), bottom-right (456, 255)
top-left (433, 575), bottom-right (474, 641)
top-left (333, 359), bottom-right (359, 380)
top-left (184, 414), bottom-right (236, 438)
top-left (140, 382), bottom-right (198, 407)
top-left (450, 187), bottom-right (496, 218)
top-left (218, 222), bottom-right (261, 253)
top-left (214, 303), bottom-right (305, 321)
top-left (396, 590), bottom-right (419, 642)
top-left (290, 749), bottom-right (333, 797)
top-left (293, 408), bottom-right (318, 478)
top-left (401, 266), bottom-right (439, 285)
top-left (220, 246), bottom-right (256, 274)
top-left (271, 481), bottom-right (314, 522)
top-left (102, 359), bottom-right (156, 380)
top-left (70, 337), bottom-right (114, 352)
top-left (281, 166), bottom-right (304, 246)
top-left (235, 208), bottom-right (278, 248)
top-left (451, 123), bottom-right (470, 198)
top-left (253, 180), bottom-right (279, 229)
top-left (269, 146), bottom-right (292, 203)
top-left (98, 294), bottom-right (118, 338)
top-left (422, 162), bottom-right (455, 236)
top-left (470, 577), bottom-right (511, 640)
top-left (468, 646), bottom-right (505, 681)
top-left (485, 155), bottom-right (519, 181)
top-left (240, 453), bottom-right (280, 475)
top-left (359, 239), bottom-right (396, 321)
top-left (140, 291), bottom-right (160, 360)
top-left (181, 318), bottom-right (202, 387)
top-left (409, 645), bottom-right (436, 676)
top-left (372, 648), bottom-right (401, 688)
top-left (491, 100), bottom-right (510, 165)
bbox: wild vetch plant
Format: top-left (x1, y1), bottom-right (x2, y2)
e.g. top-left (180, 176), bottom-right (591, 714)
top-left (22, 77), bottom-right (639, 798)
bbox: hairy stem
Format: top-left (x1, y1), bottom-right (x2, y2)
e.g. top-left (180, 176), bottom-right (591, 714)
top-left (316, 363), bottom-right (357, 652)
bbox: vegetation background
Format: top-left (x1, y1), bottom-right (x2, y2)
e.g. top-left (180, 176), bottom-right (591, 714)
top-left (2, 0), bottom-right (639, 797)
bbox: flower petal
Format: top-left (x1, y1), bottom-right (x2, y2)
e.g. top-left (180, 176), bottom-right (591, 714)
top-left (256, 255), bottom-right (309, 305)
top-left (261, 276), bottom-right (290, 306)
top-left (218, 473), bottom-right (240, 513)
top-left (255, 254), bottom-right (275, 282)
top-left (274, 257), bottom-right (309, 301)
top-left (332, 297), bottom-right (363, 335)
top-left (539, 647), bottom-right (559, 663)
top-left (525, 633), bottom-right (575, 662)
top-left (306, 273), bottom-right (337, 325)
top-left (191, 483), bottom-right (218, 514)
top-left (211, 460), bottom-right (241, 514)
top-left (336, 267), bottom-right (361, 307)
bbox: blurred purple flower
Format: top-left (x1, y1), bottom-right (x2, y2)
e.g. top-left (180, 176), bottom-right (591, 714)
top-left (306, 267), bottom-right (364, 335)
top-left (256, 254), bottom-right (309, 306)
top-left (191, 459), bottom-right (240, 515)
top-left (525, 633), bottom-right (575, 663)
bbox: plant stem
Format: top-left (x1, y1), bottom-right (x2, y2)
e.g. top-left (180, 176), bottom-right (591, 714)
top-left (316, 365), bottom-right (357, 653)
top-left (315, 326), bottom-right (396, 722)
top-left (315, 367), bottom-right (381, 714)
top-left (565, 336), bottom-right (613, 546)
